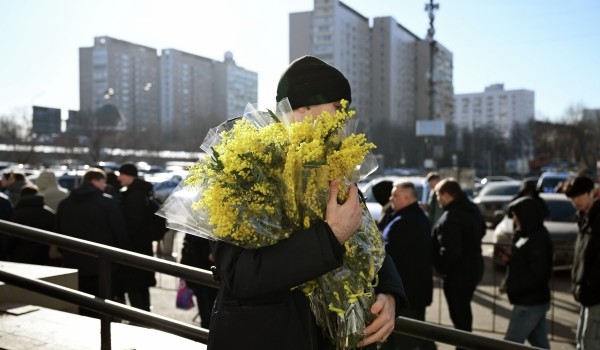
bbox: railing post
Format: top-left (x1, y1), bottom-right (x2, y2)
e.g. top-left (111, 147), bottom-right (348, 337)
top-left (98, 255), bottom-right (112, 350)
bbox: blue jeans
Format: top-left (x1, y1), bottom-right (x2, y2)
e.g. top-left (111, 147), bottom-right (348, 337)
top-left (577, 304), bottom-right (600, 350)
top-left (505, 303), bottom-right (550, 349)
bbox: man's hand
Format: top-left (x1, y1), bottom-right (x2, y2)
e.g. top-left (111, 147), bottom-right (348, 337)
top-left (357, 293), bottom-right (396, 347)
top-left (325, 180), bottom-right (361, 244)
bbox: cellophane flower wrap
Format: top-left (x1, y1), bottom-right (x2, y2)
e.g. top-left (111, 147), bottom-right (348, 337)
top-left (158, 98), bottom-right (384, 349)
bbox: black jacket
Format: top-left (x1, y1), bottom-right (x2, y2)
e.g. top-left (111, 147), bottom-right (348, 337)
top-left (208, 220), bottom-right (406, 350)
top-left (572, 199), bottom-right (600, 306)
top-left (384, 201), bottom-right (433, 308)
top-left (120, 177), bottom-right (156, 287)
top-left (505, 197), bottom-right (553, 305)
top-left (7, 194), bottom-right (55, 265)
top-left (57, 182), bottom-right (131, 276)
top-left (432, 194), bottom-right (485, 284)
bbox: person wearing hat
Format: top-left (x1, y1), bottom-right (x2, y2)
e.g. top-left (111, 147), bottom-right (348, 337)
top-left (208, 56), bottom-right (406, 350)
top-left (565, 175), bottom-right (600, 350)
top-left (425, 171), bottom-right (443, 225)
top-left (117, 162), bottom-right (157, 312)
top-left (502, 197), bottom-right (553, 349)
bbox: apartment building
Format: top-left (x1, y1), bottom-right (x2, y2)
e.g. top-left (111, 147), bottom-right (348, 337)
top-left (80, 36), bottom-right (257, 146)
top-left (454, 84), bottom-right (535, 138)
top-left (289, 0), bottom-right (454, 136)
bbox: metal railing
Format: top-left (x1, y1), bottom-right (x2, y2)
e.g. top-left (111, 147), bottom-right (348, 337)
top-left (0, 220), bottom-right (541, 350)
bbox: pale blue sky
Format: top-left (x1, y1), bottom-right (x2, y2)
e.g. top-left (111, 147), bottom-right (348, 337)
top-left (0, 0), bottom-right (598, 121)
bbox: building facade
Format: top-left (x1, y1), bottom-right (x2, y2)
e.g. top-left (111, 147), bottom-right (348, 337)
top-left (80, 36), bottom-right (257, 148)
top-left (79, 36), bottom-right (160, 135)
top-left (32, 106), bottom-right (61, 136)
top-left (289, 0), bottom-right (454, 167)
top-left (453, 84), bottom-right (535, 138)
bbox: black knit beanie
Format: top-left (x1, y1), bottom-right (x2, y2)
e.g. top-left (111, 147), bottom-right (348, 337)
top-left (276, 55), bottom-right (351, 110)
top-left (118, 163), bottom-right (138, 177)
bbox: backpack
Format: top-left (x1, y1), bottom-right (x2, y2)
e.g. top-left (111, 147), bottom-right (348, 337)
top-left (145, 195), bottom-right (169, 241)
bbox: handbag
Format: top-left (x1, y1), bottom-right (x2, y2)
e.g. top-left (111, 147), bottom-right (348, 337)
top-left (176, 279), bottom-right (195, 310)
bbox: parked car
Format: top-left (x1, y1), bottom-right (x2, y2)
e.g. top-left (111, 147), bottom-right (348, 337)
top-left (537, 172), bottom-right (571, 193)
top-left (358, 175), bottom-right (429, 222)
top-left (473, 180), bottom-right (521, 227)
top-left (492, 192), bottom-right (578, 270)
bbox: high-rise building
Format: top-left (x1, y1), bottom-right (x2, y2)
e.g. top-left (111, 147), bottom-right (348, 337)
top-left (79, 36), bottom-right (160, 135)
top-left (80, 36), bottom-right (257, 147)
top-left (454, 84), bottom-right (535, 138)
top-left (289, 0), bottom-right (454, 137)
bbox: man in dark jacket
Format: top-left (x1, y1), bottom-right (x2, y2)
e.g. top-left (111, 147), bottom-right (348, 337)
top-left (502, 197), bottom-right (552, 348)
top-left (208, 56), bottom-right (407, 350)
top-left (117, 163), bottom-right (156, 312)
top-left (6, 184), bottom-right (54, 265)
top-left (56, 168), bottom-right (131, 317)
top-left (382, 181), bottom-right (436, 350)
top-left (565, 176), bottom-right (600, 350)
top-left (432, 178), bottom-right (485, 346)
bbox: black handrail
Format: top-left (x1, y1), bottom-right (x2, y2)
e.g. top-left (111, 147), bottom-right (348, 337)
top-left (0, 220), bottom-right (218, 288)
top-left (0, 220), bottom-right (543, 350)
top-left (0, 269), bottom-right (208, 343)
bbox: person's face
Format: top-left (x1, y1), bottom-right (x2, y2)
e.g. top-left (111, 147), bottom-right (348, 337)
top-left (570, 191), bottom-right (594, 213)
top-left (90, 178), bottom-right (107, 192)
top-left (436, 191), bottom-right (452, 208)
top-left (118, 173), bottom-right (134, 187)
top-left (291, 101), bottom-right (342, 122)
top-left (390, 186), bottom-right (412, 212)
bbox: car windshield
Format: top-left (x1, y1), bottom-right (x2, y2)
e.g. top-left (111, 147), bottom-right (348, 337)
top-left (547, 200), bottom-right (577, 222)
top-left (479, 184), bottom-right (520, 196)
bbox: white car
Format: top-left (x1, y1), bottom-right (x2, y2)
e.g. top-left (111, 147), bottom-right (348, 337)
top-left (358, 175), bottom-right (429, 222)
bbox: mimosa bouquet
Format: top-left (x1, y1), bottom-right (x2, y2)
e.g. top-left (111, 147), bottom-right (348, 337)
top-left (158, 98), bottom-right (384, 349)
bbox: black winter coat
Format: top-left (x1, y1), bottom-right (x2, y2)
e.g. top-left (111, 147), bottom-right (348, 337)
top-left (7, 194), bottom-right (55, 264)
top-left (572, 199), bottom-right (600, 306)
top-left (208, 220), bottom-right (407, 350)
top-left (432, 194), bottom-right (485, 284)
top-left (384, 201), bottom-right (433, 308)
top-left (505, 197), bottom-right (553, 305)
top-left (120, 178), bottom-right (156, 287)
top-left (57, 182), bottom-right (131, 276)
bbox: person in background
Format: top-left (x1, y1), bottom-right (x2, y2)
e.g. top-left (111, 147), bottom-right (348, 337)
top-left (431, 178), bottom-right (485, 349)
top-left (382, 181), bottom-right (436, 350)
top-left (104, 171), bottom-right (122, 202)
top-left (512, 179), bottom-right (549, 219)
top-left (208, 55), bottom-right (407, 350)
top-left (0, 189), bottom-right (13, 260)
top-left (35, 170), bottom-right (68, 212)
top-left (56, 168), bottom-right (131, 318)
top-left (502, 197), bottom-right (552, 349)
top-left (179, 234), bottom-right (218, 329)
top-left (35, 170), bottom-right (69, 266)
top-left (6, 171), bottom-right (28, 206)
top-left (117, 163), bottom-right (156, 312)
top-left (6, 184), bottom-right (54, 265)
top-left (564, 176), bottom-right (600, 350)
top-left (1, 171), bottom-right (11, 195)
top-left (425, 172), bottom-right (443, 226)
top-left (372, 180), bottom-right (393, 230)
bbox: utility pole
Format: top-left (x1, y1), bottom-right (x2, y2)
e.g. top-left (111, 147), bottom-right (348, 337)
top-left (425, 0), bottom-right (439, 120)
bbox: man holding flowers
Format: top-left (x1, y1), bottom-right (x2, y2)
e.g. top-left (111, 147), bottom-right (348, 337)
top-left (204, 56), bottom-right (407, 350)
